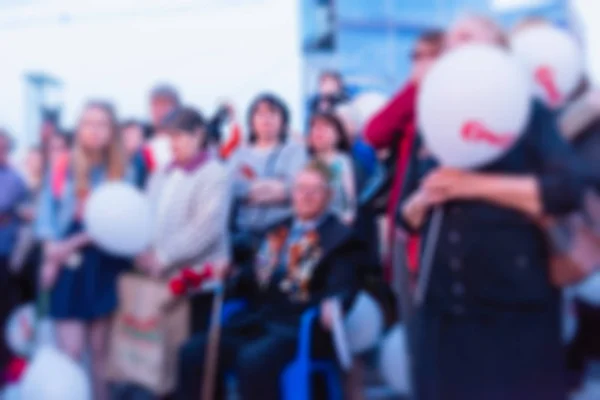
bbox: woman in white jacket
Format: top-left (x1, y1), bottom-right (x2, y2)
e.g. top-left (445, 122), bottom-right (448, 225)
top-left (137, 107), bottom-right (232, 278)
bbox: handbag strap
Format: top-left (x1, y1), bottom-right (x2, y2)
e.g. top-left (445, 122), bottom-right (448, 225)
top-left (264, 144), bottom-right (284, 178)
top-left (233, 145), bottom-right (285, 234)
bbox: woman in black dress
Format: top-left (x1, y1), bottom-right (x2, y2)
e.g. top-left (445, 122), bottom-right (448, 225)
top-left (398, 16), bottom-right (588, 400)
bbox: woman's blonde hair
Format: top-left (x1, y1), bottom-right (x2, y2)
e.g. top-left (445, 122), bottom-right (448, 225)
top-left (450, 13), bottom-right (509, 48)
top-left (73, 101), bottom-right (126, 197)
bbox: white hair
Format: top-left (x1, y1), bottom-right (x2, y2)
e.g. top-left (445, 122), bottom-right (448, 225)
top-left (449, 12), bottom-right (508, 47)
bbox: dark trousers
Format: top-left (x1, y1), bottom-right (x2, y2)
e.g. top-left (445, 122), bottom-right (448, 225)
top-left (566, 300), bottom-right (600, 389)
top-left (14, 244), bottom-right (40, 304)
top-left (0, 257), bottom-right (19, 374)
top-left (177, 312), bottom-right (335, 400)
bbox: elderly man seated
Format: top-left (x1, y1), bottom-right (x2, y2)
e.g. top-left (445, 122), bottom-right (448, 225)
top-left (176, 161), bottom-right (368, 400)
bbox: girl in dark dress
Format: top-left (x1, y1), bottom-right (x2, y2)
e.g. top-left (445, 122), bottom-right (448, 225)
top-left (36, 101), bottom-right (129, 400)
top-left (398, 16), bottom-right (588, 400)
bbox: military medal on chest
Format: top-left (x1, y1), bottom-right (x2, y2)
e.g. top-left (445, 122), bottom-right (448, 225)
top-left (280, 230), bottom-right (322, 301)
top-left (256, 226), bottom-right (289, 288)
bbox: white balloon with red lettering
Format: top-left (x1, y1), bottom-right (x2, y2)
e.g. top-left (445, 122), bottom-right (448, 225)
top-left (5, 303), bottom-right (36, 357)
top-left (511, 25), bottom-right (583, 108)
top-left (84, 182), bottom-right (152, 257)
top-left (418, 44), bottom-right (532, 169)
top-left (5, 303), bottom-right (55, 358)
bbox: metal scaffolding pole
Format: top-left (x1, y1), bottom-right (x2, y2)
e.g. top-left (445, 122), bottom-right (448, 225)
top-left (23, 72), bottom-right (63, 147)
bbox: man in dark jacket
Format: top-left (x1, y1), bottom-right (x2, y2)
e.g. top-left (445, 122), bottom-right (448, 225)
top-left (177, 161), bottom-right (368, 400)
top-left (308, 71), bottom-right (349, 116)
top-left (0, 129), bottom-right (27, 373)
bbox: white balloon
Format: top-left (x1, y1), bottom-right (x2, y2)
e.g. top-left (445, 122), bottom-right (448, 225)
top-left (575, 272), bottom-right (600, 306)
top-left (21, 347), bottom-right (92, 400)
top-left (379, 324), bottom-right (410, 394)
top-left (5, 303), bottom-right (36, 357)
top-left (418, 44), bottom-right (532, 169)
top-left (344, 292), bottom-right (384, 353)
top-left (352, 92), bottom-right (388, 129)
top-left (512, 25), bottom-right (584, 108)
top-left (84, 182), bottom-right (152, 257)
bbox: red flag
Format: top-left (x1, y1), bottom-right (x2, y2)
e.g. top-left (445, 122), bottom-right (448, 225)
top-left (141, 145), bottom-right (157, 173)
top-left (51, 154), bottom-right (70, 198)
top-left (219, 123), bottom-right (242, 160)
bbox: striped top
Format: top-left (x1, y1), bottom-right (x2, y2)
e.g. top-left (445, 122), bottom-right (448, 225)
top-left (146, 158), bottom-right (232, 273)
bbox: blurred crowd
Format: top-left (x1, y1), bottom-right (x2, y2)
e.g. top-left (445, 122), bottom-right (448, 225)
top-left (1, 12), bottom-right (600, 400)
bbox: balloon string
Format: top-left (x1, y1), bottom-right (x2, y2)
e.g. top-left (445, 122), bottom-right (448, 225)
top-left (414, 207), bottom-right (444, 307)
top-left (34, 289), bottom-right (50, 344)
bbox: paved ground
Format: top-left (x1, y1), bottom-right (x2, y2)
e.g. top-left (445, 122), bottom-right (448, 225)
top-left (2, 338), bottom-right (599, 399)
top-left (363, 361), bottom-right (600, 400)
top-left (572, 362), bottom-right (600, 400)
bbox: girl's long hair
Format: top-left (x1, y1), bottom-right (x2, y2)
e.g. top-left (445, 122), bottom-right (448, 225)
top-left (73, 101), bottom-right (126, 196)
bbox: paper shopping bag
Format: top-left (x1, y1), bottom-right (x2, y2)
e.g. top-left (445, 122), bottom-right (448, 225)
top-left (107, 273), bottom-right (189, 395)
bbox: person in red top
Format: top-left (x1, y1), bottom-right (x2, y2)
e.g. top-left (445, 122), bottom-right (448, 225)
top-left (364, 30), bottom-right (444, 277)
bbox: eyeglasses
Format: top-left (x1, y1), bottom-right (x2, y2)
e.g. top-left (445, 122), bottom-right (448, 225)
top-left (410, 50), bottom-right (438, 62)
top-left (293, 184), bottom-right (328, 196)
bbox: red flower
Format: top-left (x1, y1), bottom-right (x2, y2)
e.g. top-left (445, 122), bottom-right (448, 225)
top-left (181, 268), bottom-right (202, 288)
top-left (169, 264), bottom-right (215, 296)
top-left (4, 357), bottom-right (27, 383)
top-left (169, 276), bottom-right (187, 296)
top-left (200, 265), bottom-right (213, 280)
